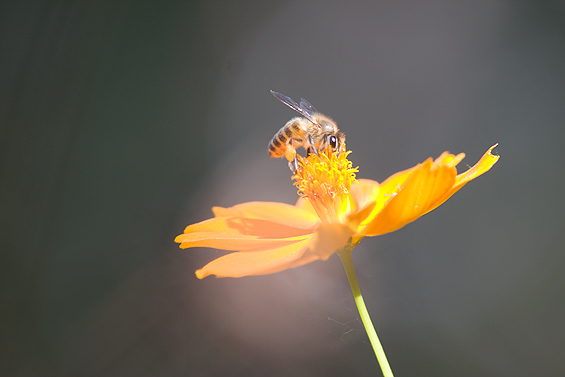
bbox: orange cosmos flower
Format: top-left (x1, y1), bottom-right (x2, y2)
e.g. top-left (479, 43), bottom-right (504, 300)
top-left (176, 144), bottom-right (499, 279)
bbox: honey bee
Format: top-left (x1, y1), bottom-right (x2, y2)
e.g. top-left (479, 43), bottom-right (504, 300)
top-left (268, 90), bottom-right (345, 172)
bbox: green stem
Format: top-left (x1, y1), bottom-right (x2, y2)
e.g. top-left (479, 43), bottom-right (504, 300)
top-left (338, 247), bottom-right (394, 377)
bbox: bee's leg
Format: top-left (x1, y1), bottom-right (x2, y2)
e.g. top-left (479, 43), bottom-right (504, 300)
top-left (288, 156), bottom-right (299, 173)
top-left (308, 135), bottom-right (318, 155)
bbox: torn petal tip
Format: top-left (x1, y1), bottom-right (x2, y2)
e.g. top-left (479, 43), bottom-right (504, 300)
top-left (195, 269), bottom-right (207, 279)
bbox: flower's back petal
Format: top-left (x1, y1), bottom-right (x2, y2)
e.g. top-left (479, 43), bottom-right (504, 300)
top-left (195, 238), bottom-right (314, 278)
top-left (362, 160), bottom-right (456, 236)
top-left (350, 179), bottom-right (379, 211)
top-left (175, 232), bottom-right (310, 251)
top-left (212, 202), bottom-right (319, 229)
top-left (295, 197), bottom-right (317, 215)
top-left (307, 223), bottom-right (355, 261)
top-left (433, 152), bottom-right (465, 168)
top-left (176, 216), bottom-right (314, 250)
top-left (181, 217), bottom-right (314, 238)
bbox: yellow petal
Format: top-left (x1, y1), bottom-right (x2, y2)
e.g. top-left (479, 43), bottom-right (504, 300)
top-left (373, 167), bottom-right (418, 210)
top-left (425, 144), bottom-right (499, 214)
top-left (361, 159), bottom-right (457, 236)
top-left (212, 201), bottom-right (319, 229)
top-left (361, 145), bottom-right (499, 236)
top-left (175, 216), bottom-right (314, 250)
top-left (175, 232), bottom-right (311, 251)
top-left (353, 171), bottom-right (415, 230)
top-left (195, 238), bottom-right (314, 278)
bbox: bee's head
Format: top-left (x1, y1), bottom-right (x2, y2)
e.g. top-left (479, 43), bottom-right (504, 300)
top-left (326, 131), bottom-right (346, 153)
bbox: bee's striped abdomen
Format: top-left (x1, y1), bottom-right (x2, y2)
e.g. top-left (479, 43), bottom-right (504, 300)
top-left (268, 118), bottom-right (304, 158)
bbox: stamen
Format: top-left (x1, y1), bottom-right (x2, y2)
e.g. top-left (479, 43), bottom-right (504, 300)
top-left (293, 145), bottom-right (358, 223)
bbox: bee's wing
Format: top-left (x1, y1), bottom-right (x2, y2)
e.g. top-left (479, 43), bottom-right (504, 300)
top-left (299, 98), bottom-right (318, 116)
top-left (270, 90), bottom-right (320, 127)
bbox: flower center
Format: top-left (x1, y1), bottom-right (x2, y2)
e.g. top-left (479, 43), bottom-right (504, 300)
top-left (293, 145), bottom-right (358, 224)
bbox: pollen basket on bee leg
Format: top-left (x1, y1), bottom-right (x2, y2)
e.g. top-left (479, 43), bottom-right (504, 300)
top-left (285, 145), bottom-right (297, 162)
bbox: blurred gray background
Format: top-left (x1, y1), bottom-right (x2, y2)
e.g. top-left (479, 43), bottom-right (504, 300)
top-left (2, 1), bottom-right (564, 376)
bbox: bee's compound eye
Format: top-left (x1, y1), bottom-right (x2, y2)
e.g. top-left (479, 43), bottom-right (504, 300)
top-left (329, 135), bottom-right (338, 150)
